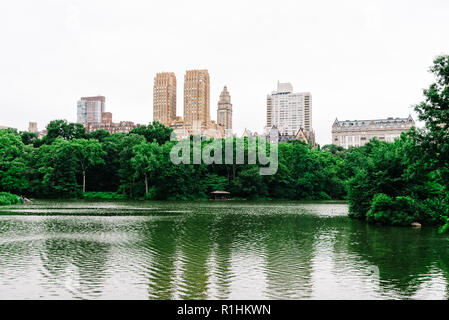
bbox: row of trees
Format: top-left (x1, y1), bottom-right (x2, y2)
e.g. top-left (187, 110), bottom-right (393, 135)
top-left (0, 121), bottom-right (348, 201)
top-left (0, 55), bottom-right (448, 226)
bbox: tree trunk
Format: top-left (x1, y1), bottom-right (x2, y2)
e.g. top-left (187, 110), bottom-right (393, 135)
top-left (144, 173), bottom-right (149, 195)
top-left (83, 171), bottom-right (86, 193)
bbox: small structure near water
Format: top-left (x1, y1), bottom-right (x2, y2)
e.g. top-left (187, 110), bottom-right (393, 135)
top-left (20, 196), bottom-right (32, 204)
top-left (210, 191), bottom-right (231, 200)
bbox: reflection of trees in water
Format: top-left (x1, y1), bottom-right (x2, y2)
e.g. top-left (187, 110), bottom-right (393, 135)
top-left (178, 207), bottom-right (318, 300)
top-left (207, 207), bottom-right (319, 300)
top-left (345, 219), bottom-right (449, 298)
top-left (430, 238), bottom-right (449, 299)
top-left (209, 214), bottom-right (236, 300)
top-left (0, 220), bottom-right (36, 280)
top-left (140, 212), bottom-right (236, 300)
top-left (177, 214), bottom-right (214, 299)
top-left (26, 203), bottom-right (449, 300)
top-left (139, 207), bottom-right (357, 300)
top-left (40, 219), bottom-right (110, 299)
top-left (141, 208), bottom-right (449, 299)
top-left (138, 218), bottom-right (180, 299)
top-left (262, 214), bottom-right (317, 299)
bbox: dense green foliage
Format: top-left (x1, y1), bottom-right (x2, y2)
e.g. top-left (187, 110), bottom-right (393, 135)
top-left (0, 130), bottom-right (29, 194)
top-left (345, 134), bottom-right (449, 226)
top-left (0, 192), bottom-right (22, 206)
top-left (1, 56), bottom-right (448, 228)
top-left (0, 120), bottom-right (348, 201)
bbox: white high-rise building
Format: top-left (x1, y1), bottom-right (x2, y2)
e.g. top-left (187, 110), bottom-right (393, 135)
top-left (266, 82), bottom-right (312, 135)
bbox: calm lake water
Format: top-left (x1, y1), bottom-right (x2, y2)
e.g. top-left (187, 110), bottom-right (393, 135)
top-left (0, 200), bottom-right (448, 300)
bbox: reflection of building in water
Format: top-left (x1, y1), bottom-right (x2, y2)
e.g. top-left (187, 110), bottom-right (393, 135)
top-left (332, 115), bottom-right (415, 149)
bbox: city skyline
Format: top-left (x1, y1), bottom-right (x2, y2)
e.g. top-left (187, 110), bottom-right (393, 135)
top-left (2, 1), bottom-right (449, 144)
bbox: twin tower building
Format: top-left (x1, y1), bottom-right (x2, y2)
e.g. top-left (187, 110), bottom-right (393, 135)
top-left (153, 70), bottom-right (232, 139)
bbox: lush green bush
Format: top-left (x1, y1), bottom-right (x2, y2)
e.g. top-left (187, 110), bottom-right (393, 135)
top-left (346, 138), bottom-right (414, 220)
top-left (0, 192), bottom-right (22, 205)
top-left (346, 135), bottom-right (449, 226)
top-left (366, 194), bottom-right (416, 226)
top-left (418, 192), bottom-right (449, 225)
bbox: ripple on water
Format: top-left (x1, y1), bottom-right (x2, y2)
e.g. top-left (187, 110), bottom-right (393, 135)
top-left (0, 200), bottom-right (448, 299)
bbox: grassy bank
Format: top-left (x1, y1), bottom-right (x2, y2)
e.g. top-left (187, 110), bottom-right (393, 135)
top-left (0, 192), bottom-right (22, 205)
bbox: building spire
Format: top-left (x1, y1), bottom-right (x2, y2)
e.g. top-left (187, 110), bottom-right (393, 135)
top-left (217, 85), bottom-right (232, 132)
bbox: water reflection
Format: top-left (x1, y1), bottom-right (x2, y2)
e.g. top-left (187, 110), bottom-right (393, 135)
top-left (138, 218), bottom-right (180, 299)
top-left (0, 201), bottom-right (448, 299)
top-left (345, 220), bottom-right (449, 299)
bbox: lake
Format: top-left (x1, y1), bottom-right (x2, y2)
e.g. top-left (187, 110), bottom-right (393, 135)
top-left (0, 200), bottom-right (448, 299)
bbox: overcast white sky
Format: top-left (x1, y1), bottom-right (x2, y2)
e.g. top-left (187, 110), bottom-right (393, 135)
top-left (1, 0), bottom-right (448, 144)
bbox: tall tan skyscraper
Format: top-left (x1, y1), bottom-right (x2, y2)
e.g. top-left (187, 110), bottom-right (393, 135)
top-left (183, 70), bottom-right (210, 124)
top-left (217, 85), bottom-right (232, 131)
top-left (153, 72), bottom-right (177, 125)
